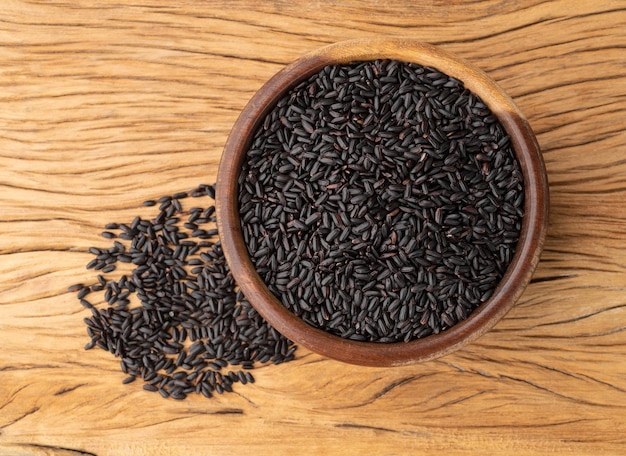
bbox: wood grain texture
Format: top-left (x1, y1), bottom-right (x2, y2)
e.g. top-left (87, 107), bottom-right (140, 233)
top-left (1, 1), bottom-right (625, 454)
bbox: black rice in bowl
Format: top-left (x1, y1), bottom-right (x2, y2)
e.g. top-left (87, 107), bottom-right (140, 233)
top-left (238, 59), bottom-right (524, 343)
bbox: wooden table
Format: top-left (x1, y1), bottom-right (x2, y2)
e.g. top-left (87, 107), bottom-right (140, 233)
top-left (1, 1), bottom-right (625, 454)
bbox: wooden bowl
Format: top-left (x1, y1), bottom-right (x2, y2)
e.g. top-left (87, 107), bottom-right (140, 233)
top-left (216, 38), bottom-right (549, 367)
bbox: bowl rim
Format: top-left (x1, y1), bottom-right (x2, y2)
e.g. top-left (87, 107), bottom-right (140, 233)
top-left (216, 38), bottom-right (549, 367)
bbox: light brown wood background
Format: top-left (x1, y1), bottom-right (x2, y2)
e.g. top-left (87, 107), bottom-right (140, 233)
top-left (1, 1), bottom-right (625, 455)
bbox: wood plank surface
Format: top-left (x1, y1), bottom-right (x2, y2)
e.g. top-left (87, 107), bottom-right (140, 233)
top-left (1, 1), bottom-right (625, 454)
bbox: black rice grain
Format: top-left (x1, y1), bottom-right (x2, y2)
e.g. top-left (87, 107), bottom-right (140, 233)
top-left (68, 283), bottom-right (84, 293)
top-left (73, 184), bottom-right (297, 400)
top-left (239, 59), bottom-right (524, 343)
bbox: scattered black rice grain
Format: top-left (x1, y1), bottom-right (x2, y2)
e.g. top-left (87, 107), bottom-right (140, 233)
top-left (71, 184), bottom-right (297, 400)
top-left (76, 287), bottom-right (90, 300)
top-left (239, 59), bottom-right (524, 343)
top-left (68, 283), bottom-right (84, 293)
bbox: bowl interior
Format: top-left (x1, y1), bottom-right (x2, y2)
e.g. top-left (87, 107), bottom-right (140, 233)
top-left (216, 38), bottom-right (549, 367)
